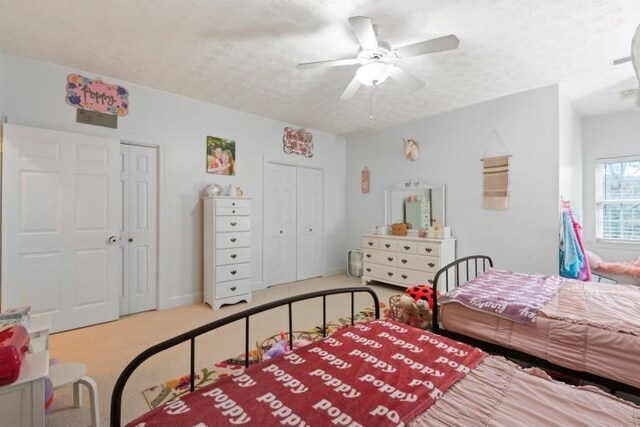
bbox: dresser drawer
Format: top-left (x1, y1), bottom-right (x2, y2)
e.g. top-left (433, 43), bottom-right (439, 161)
top-left (418, 241), bottom-right (441, 256)
top-left (397, 253), bottom-right (440, 272)
top-left (216, 247), bottom-right (250, 266)
top-left (216, 263), bottom-right (250, 282)
top-left (363, 262), bottom-right (398, 281)
top-left (216, 232), bottom-right (250, 249)
top-left (395, 269), bottom-right (435, 287)
top-left (363, 237), bottom-right (379, 249)
top-left (365, 249), bottom-right (397, 266)
top-left (216, 216), bottom-right (250, 232)
top-left (379, 238), bottom-right (398, 252)
top-left (217, 279), bottom-right (250, 299)
top-left (397, 241), bottom-right (417, 253)
top-left (216, 206), bottom-right (251, 216)
top-left (217, 199), bottom-right (251, 208)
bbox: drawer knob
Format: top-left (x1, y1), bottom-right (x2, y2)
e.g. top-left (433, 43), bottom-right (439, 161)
top-left (231, 270), bottom-right (237, 275)
top-left (368, 242), bottom-right (374, 246)
top-left (387, 272), bottom-right (394, 277)
top-left (231, 254), bottom-right (237, 259)
top-left (425, 248), bottom-right (432, 253)
top-left (403, 245), bottom-right (410, 250)
top-left (231, 222), bottom-right (237, 226)
top-left (366, 268), bottom-right (371, 272)
top-left (401, 259), bottom-right (407, 264)
top-left (232, 202), bottom-right (236, 206)
top-left (366, 254), bottom-right (371, 258)
top-left (232, 210), bottom-right (236, 213)
top-left (231, 238), bottom-right (237, 243)
top-left (385, 244), bottom-right (391, 248)
top-left (428, 279), bottom-right (434, 284)
top-left (428, 262), bottom-right (435, 268)
top-left (387, 257), bottom-right (393, 262)
top-left (401, 274), bottom-right (408, 279)
top-left (231, 286), bottom-right (237, 291)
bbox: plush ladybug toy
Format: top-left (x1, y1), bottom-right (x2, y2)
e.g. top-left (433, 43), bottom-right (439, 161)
top-left (405, 285), bottom-right (439, 309)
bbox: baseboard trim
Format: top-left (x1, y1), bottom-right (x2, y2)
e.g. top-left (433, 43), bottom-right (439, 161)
top-left (162, 292), bottom-right (203, 309)
top-left (327, 266), bottom-right (347, 276)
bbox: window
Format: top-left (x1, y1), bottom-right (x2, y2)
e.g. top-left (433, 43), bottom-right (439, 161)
top-left (595, 157), bottom-right (640, 242)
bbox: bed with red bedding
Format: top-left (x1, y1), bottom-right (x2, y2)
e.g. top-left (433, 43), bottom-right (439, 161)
top-left (111, 287), bottom-right (640, 426)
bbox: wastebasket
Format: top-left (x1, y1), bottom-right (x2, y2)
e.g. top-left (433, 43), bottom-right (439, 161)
top-left (347, 249), bottom-right (363, 278)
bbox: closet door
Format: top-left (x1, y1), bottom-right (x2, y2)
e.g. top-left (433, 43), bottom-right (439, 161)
top-left (264, 163), bottom-right (296, 286)
top-left (296, 167), bottom-right (323, 280)
top-left (119, 144), bottom-right (158, 315)
top-left (2, 124), bottom-right (120, 332)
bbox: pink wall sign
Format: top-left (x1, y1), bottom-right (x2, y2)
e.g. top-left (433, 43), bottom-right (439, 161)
top-left (66, 74), bottom-right (129, 116)
top-left (282, 127), bottom-right (313, 157)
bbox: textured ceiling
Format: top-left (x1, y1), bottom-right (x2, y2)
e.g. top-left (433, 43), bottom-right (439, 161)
top-left (0, 0), bottom-right (639, 134)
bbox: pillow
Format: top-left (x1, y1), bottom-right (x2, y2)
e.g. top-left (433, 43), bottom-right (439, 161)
top-left (585, 250), bottom-right (602, 269)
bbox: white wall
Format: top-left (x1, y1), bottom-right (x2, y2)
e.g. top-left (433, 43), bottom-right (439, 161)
top-left (345, 85), bottom-right (560, 274)
top-left (0, 53), bottom-right (347, 309)
top-left (582, 110), bottom-right (640, 262)
top-left (559, 90), bottom-right (583, 219)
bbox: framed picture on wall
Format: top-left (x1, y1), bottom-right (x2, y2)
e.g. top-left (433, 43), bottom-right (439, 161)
top-left (206, 136), bottom-right (236, 175)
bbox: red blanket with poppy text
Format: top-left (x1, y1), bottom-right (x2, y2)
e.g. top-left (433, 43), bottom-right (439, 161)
top-left (128, 319), bottom-right (485, 427)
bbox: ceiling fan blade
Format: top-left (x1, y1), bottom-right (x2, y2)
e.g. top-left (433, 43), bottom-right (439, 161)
top-left (296, 58), bottom-right (360, 70)
top-left (348, 16), bottom-right (378, 50)
top-left (340, 75), bottom-right (362, 100)
top-left (388, 65), bottom-right (425, 91)
top-left (395, 34), bottom-right (460, 58)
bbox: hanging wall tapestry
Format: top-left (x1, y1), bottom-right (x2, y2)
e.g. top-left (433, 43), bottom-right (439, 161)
top-left (482, 155), bottom-right (510, 209)
top-left (361, 167), bottom-right (370, 193)
top-left (283, 127), bottom-right (313, 157)
top-left (66, 74), bottom-right (129, 116)
top-left (206, 136), bottom-right (236, 175)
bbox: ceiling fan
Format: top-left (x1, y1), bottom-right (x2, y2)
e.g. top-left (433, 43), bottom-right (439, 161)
top-left (296, 16), bottom-right (460, 100)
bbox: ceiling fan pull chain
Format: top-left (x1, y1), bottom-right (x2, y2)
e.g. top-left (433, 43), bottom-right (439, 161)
top-left (369, 83), bottom-right (375, 119)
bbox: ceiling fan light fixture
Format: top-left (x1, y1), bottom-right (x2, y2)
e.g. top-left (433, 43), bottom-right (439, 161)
top-left (356, 62), bottom-right (389, 86)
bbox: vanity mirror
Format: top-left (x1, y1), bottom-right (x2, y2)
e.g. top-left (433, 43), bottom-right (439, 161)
top-left (385, 180), bottom-right (446, 231)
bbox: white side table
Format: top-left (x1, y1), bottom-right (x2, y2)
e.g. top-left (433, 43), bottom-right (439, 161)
top-left (49, 362), bottom-right (99, 427)
top-left (0, 350), bottom-right (48, 427)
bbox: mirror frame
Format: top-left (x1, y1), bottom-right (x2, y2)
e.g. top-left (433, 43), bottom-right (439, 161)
top-left (384, 179), bottom-right (446, 230)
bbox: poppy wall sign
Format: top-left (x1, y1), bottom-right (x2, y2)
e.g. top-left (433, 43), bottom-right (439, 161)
top-left (66, 74), bottom-right (130, 116)
top-left (283, 127), bottom-right (313, 157)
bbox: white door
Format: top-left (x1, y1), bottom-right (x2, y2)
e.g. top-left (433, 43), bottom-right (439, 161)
top-left (119, 144), bottom-right (158, 315)
top-left (264, 163), bottom-right (296, 286)
top-left (2, 124), bottom-right (120, 332)
top-left (296, 167), bottom-right (323, 280)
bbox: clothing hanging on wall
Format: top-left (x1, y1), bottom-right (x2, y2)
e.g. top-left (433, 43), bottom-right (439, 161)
top-left (559, 202), bottom-right (591, 281)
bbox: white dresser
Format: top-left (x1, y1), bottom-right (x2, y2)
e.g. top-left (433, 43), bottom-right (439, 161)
top-left (361, 234), bottom-right (455, 288)
top-left (203, 197), bottom-right (252, 309)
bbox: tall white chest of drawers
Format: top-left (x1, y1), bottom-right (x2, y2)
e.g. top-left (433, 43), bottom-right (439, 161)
top-left (361, 234), bottom-right (455, 288)
top-left (203, 197), bottom-right (252, 309)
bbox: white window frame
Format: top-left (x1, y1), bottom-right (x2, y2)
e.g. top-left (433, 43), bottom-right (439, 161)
top-left (595, 155), bottom-right (640, 244)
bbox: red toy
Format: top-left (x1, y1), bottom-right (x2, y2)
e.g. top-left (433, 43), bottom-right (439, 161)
top-left (0, 325), bottom-right (30, 385)
top-left (405, 285), bottom-right (439, 309)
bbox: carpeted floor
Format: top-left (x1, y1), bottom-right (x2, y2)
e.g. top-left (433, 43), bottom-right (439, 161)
top-left (46, 275), bottom-right (400, 426)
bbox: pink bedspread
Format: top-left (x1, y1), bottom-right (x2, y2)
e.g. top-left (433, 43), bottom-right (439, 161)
top-left (128, 320), bottom-right (485, 426)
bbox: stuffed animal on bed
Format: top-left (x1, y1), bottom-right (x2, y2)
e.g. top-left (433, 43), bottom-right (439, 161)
top-left (262, 336), bottom-right (313, 361)
top-left (397, 294), bottom-right (432, 330)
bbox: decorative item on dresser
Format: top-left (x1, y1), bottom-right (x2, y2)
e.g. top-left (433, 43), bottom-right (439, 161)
top-left (361, 234), bottom-right (455, 288)
top-left (203, 196), bottom-right (252, 309)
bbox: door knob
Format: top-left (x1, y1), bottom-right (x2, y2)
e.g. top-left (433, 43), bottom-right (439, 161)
top-left (108, 236), bottom-right (118, 244)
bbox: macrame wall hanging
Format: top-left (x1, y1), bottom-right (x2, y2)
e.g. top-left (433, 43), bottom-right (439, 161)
top-left (481, 130), bottom-right (512, 210)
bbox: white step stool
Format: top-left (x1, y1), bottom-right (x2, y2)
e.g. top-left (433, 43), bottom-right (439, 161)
top-left (48, 362), bottom-right (99, 426)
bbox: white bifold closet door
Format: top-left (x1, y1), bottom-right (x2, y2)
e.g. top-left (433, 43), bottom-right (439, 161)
top-left (119, 144), bottom-right (158, 316)
top-left (1, 124), bottom-right (121, 332)
top-left (264, 162), bottom-right (323, 287)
